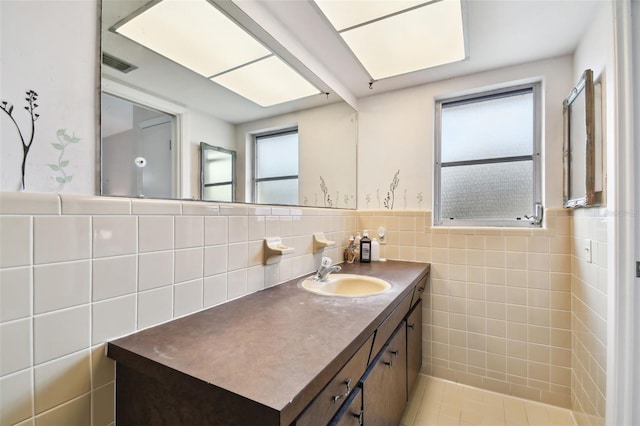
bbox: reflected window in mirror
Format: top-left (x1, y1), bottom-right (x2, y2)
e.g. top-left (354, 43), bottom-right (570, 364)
top-left (254, 128), bottom-right (299, 205)
top-left (101, 93), bottom-right (177, 198)
top-left (201, 143), bottom-right (236, 202)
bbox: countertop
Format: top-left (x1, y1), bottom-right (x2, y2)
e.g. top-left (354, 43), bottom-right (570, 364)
top-left (107, 260), bottom-right (430, 425)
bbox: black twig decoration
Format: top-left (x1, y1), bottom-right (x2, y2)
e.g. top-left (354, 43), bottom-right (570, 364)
top-left (384, 170), bottom-right (400, 210)
top-left (1, 90), bottom-right (40, 190)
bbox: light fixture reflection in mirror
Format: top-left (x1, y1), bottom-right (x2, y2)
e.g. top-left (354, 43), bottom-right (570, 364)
top-left (201, 143), bottom-right (236, 203)
top-left (100, 0), bottom-right (358, 208)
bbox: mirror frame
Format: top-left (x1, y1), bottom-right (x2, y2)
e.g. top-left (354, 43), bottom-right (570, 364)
top-left (562, 69), bottom-right (597, 208)
top-left (200, 142), bottom-right (236, 203)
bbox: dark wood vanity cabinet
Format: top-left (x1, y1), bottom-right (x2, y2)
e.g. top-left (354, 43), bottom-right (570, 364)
top-left (361, 322), bottom-right (408, 426)
top-left (108, 262), bottom-right (429, 426)
top-left (406, 298), bottom-right (423, 396)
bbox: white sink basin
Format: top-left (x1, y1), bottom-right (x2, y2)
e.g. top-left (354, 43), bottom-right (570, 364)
top-left (300, 274), bottom-right (392, 297)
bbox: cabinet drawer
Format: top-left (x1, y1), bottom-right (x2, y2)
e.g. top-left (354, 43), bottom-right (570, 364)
top-left (329, 386), bottom-right (362, 426)
top-left (296, 334), bottom-right (373, 426)
top-left (369, 290), bottom-right (413, 363)
top-left (410, 274), bottom-right (428, 308)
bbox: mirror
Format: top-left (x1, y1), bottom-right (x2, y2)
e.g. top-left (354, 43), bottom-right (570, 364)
top-left (100, 0), bottom-right (357, 208)
top-left (201, 143), bottom-right (235, 203)
top-left (562, 69), bottom-right (602, 208)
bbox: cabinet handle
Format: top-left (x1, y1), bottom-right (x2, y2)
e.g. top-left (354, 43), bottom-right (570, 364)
top-left (418, 286), bottom-right (425, 292)
top-left (353, 409), bottom-right (363, 425)
top-left (390, 350), bottom-right (399, 358)
top-left (407, 323), bottom-right (415, 329)
top-left (384, 360), bottom-right (393, 369)
top-left (332, 378), bottom-right (351, 403)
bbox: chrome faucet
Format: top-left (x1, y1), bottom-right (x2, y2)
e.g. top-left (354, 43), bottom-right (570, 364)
top-left (314, 256), bottom-right (341, 281)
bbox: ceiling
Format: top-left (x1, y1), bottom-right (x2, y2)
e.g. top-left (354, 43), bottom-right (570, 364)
top-left (102, 0), bottom-right (600, 123)
top-left (262, 0), bottom-right (600, 100)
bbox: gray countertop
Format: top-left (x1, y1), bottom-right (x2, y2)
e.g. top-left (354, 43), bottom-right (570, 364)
top-left (108, 260), bottom-right (430, 425)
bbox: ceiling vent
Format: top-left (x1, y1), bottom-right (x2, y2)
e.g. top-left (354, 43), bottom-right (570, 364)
top-left (102, 52), bottom-right (138, 74)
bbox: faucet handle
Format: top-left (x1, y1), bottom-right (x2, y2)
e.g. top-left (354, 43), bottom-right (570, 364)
top-left (320, 256), bottom-right (332, 268)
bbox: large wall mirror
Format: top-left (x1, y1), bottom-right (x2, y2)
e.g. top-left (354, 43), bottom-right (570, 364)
top-left (100, 0), bottom-right (357, 208)
top-left (562, 69), bottom-right (603, 208)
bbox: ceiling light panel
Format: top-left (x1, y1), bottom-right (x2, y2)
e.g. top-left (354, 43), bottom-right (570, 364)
top-left (314, 0), bottom-right (431, 31)
top-left (114, 0), bottom-right (270, 77)
top-left (212, 56), bottom-right (320, 107)
top-left (339, 0), bottom-right (466, 80)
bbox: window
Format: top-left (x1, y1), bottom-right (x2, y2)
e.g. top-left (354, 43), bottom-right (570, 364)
top-left (434, 83), bottom-right (542, 226)
top-left (254, 128), bottom-right (299, 205)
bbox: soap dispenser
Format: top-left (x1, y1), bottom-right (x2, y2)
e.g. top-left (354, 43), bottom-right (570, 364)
top-left (360, 230), bottom-right (371, 263)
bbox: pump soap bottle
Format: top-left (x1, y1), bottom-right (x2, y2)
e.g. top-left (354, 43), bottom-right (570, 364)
top-left (360, 230), bottom-right (371, 263)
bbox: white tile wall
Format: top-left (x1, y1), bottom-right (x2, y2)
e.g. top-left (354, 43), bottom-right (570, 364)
top-left (34, 260), bottom-right (90, 313)
top-left (34, 216), bottom-right (90, 264)
top-left (3, 192), bottom-right (601, 426)
top-left (138, 251), bottom-right (174, 290)
top-left (0, 369), bottom-right (33, 425)
top-left (138, 216), bottom-right (174, 252)
top-left (0, 216), bottom-right (31, 268)
top-left (92, 216), bottom-right (137, 258)
top-left (92, 255), bottom-right (137, 301)
top-left (0, 267), bottom-right (31, 321)
top-left (0, 319), bottom-right (32, 375)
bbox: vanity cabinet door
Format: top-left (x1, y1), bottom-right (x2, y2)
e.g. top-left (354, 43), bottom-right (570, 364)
top-left (406, 298), bottom-right (423, 396)
top-left (329, 386), bottom-right (363, 426)
top-left (362, 323), bottom-right (407, 426)
top-left (296, 334), bottom-right (373, 426)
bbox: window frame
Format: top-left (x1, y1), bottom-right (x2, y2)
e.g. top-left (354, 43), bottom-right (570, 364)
top-left (433, 82), bottom-right (542, 227)
top-left (253, 127), bottom-right (299, 205)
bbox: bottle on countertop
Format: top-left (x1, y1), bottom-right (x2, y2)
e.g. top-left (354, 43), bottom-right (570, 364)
top-left (345, 235), bottom-right (356, 263)
top-left (371, 237), bottom-right (380, 261)
top-left (360, 230), bottom-right (371, 263)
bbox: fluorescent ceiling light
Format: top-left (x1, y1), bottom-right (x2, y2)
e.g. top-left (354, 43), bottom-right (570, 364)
top-left (315, 0), bottom-right (466, 80)
top-left (114, 0), bottom-right (319, 106)
top-left (314, 0), bottom-right (430, 31)
top-left (212, 56), bottom-right (320, 107)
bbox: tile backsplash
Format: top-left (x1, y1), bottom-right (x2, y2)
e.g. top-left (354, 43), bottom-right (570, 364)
top-left (0, 193), bottom-right (607, 426)
top-left (0, 192), bottom-right (356, 425)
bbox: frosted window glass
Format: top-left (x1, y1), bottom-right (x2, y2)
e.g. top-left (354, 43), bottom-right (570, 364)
top-left (256, 133), bottom-right (298, 178)
top-left (441, 91), bottom-right (533, 163)
top-left (256, 179), bottom-right (298, 205)
top-left (204, 185), bottom-right (232, 202)
top-left (205, 158), bottom-right (232, 183)
top-left (441, 161), bottom-right (533, 220)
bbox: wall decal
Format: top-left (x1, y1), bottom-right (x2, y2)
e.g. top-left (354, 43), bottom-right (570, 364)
top-left (49, 129), bottom-right (80, 190)
top-left (417, 192), bottom-right (424, 209)
top-left (320, 176), bottom-right (333, 207)
top-left (365, 193), bottom-right (371, 208)
top-left (1, 90), bottom-right (40, 190)
top-left (383, 170), bottom-right (400, 209)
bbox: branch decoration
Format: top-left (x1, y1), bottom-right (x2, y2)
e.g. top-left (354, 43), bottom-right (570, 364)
top-left (1, 90), bottom-right (40, 190)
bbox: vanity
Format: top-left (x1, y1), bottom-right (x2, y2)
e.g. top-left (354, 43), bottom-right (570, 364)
top-left (107, 261), bottom-right (429, 425)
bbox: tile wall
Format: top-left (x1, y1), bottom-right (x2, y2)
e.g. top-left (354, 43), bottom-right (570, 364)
top-left (357, 209), bottom-right (577, 408)
top-left (0, 192), bottom-right (357, 426)
top-left (570, 208), bottom-right (608, 426)
top-left (0, 192), bottom-right (608, 425)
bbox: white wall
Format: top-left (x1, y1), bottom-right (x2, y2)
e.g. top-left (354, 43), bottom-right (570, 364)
top-left (0, 0), bottom-right (96, 194)
top-left (357, 56), bottom-right (573, 211)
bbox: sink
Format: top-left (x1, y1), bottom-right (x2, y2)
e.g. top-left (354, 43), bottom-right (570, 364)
top-left (300, 274), bottom-right (392, 297)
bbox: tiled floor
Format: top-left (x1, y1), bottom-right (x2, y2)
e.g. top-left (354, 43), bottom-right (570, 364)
top-left (401, 375), bottom-right (576, 426)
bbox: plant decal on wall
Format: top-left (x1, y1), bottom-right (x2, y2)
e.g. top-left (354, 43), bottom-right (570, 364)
top-left (320, 176), bottom-right (333, 207)
top-left (49, 129), bottom-right (80, 190)
top-left (1, 90), bottom-right (40, 190)
top-left (417, 192), bottom-right (423, 208)
top-left (383, 170), bottom-right (400, 209)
